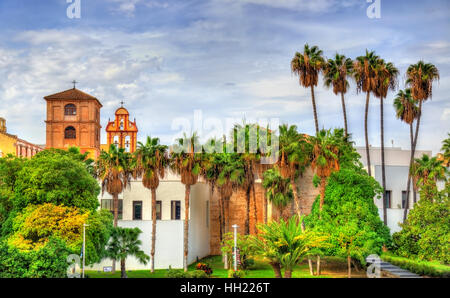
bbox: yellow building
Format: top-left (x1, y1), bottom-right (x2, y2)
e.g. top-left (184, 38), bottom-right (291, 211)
top-left (0, 117), bottom-right (44, 158)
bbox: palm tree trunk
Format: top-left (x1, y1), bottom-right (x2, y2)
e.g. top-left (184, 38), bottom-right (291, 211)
top-left (347, 255), bottom-right (351, 278)
top-left (316, 255), bottom-right (321, 276)
top-left (151, 188), bottom-right (157, 273)
top-left (412, 100), bottom-right (423, 204)
top-left (252, 184), bottom-right (258, 234)
top-left (112, 192), bottom-right (119, 273)
top-left (183, 184), bottom-right (191, 272)
top-left (284, 269), bottom-right (292, 278)
top-left (245, 187), bottom-right (251, 235)
top-left (319, 178), bottom-right (326, 211)
top-left (341, 92), bottom-right (348, 137)
top-left (264, 193), bottom-right (268, 224)
top-left (381, 97), bottom-right (387, 225)
top-left (364, 92), bottom-right (372, 176)
top-left (311, 85), bottom-right (319, 134)
top-left (269, 262), bottom-right (282, 278)
top-left (403, 122), bottom-right (414, 221)
top-left (290, 177), bottom-right (302, 218)
top-left (121, 258), bottom-right (127, 278)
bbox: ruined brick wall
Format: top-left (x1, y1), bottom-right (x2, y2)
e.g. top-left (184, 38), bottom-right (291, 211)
top-left (209, 167), bottom-right (320, 255)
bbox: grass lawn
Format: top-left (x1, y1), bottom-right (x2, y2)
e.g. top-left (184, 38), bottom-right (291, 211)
top-left (85, 255), bottom-right (367, 278)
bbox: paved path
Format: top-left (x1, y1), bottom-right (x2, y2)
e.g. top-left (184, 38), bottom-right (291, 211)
top-left (380, 261), bottom-right (422, 278)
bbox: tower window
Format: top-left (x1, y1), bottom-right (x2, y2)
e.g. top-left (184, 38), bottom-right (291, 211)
top-left (64, 104), bottom-right (77, 116)
top-left (65, 126), bottom-right (76, 139)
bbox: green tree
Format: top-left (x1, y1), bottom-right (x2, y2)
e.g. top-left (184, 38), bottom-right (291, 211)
top-left (105, 227), bottom-right (150, 278)
top-left (323, 54), bottom-right (354, 136)
top-left (442, 133), bottom-right (450, 161)
top-left (354, 50), bottom-right (380, 177)
top-left (262, 167), bottom-right (294, 221)
top-left (306, 169), bottom-right (391, 277)
top-left (0, 155), bottom-right (25, 229)
top-left (170, 133), bottom-right (203, 271)
top-left (374, 59), bottom-right (399, 225)
top-left (251, 216), bottom-right (329, 278)
top-left (135, 136), bottom-right (169, 273)
top-left (13, 150), bottom-right (100, 212)
top-left (394, 89), bottom-right (420, 220)
top-left (291, 44), bottom-right (325, 134)
top-left (411, 154), bottom-right (447, 201)
top-left (97, 145), bottom-right (134, 227)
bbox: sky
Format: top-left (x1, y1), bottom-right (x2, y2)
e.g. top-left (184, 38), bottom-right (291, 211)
top-left (0, 0), bottom-right (449, 154)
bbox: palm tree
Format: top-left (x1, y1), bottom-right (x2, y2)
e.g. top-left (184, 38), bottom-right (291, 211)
top-left (97, 145), bottom-right (134, 273)
top-left (442, 133), bottom-right (450, 161)
top-left (134, 136), bottom-right (169, 273)
top-left (309, 129), bottom-right (341, 211)
top-left (277, 124), bottom-right (311, 219)
top-left (406, 61), bottom-right (440, 202)
top-left (374, 59), bottom-right (399, 225)
top-left (105, 227), bottom-right (150, 278)
top-left (251, 216), bottom-right (328, 278)
top-left (411, 154), bottom-right (447, 201)
top-left (394, 89), bottom-right (420, 220)
top-left (291, 44), bottom-right (325, 134)
top-left (232, 123), bottom-right (261, 235)
top-left (354, 50), bottom-right (380, 176)
top-left (324, 54), bottom-right (354, 136)
top-left (262, 167), bottom-right (294, 221)
top-left (170, 133), bottom-right (203, 271)
top-left (97, 144), bottom-right (133, 227)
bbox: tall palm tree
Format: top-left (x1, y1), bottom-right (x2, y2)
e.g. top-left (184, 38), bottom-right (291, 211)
top-left (374, 59), bottom-right (399, 225)
top-left (134, 136), bottom-right (169, 273)
top-left (291, 44), bottom-right (325, 134)
top-left (324, 54), bottom-right (354, 136)
top-left (354, 50), bottom-right (380, 176)
top-left (96, 144), bottom-right (134, 273)
top-left (97, 144), bottom-right (133, 227)
top-left (170, 133), bottom-right (203, 271)
top-left (262, 167), bottom-right (294, 221)
top-left (406, 61), bottom-right (440, 202)
top-left (394, 89), bottom-right (420, 220)
top-left (233, 123), bottom-right (261, 235)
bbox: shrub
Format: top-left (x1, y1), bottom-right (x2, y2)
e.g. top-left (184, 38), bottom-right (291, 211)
top-left (228, 269), bottom-right (246, 278)
top-left (196, 262), bottom-right (213, 276)
top-left (382, 254), bottom-right (450, 278)
top-left (166, 268), bottom-right (209, 278)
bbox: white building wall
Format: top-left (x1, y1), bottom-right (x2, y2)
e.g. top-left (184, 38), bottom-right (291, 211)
top-left (91, 175), bottom-right (211, 270)
top-left (356, 147), bottom-right (432, 233)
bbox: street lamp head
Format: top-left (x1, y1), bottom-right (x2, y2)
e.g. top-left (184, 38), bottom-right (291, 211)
top-left (232, 224), bottom-right (239, 228)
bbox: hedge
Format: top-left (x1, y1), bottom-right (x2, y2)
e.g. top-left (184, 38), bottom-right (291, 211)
top-left (382, 254), bottom-right (450, 278)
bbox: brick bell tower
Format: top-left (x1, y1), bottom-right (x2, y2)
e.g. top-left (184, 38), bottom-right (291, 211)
top-left (44, 85), bottom-right (102, 159)
top-left (105, 103), bottom-right (138, 153)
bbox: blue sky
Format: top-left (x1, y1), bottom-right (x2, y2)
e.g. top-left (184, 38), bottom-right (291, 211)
top-left (0, 0), bottom-right (449, 154)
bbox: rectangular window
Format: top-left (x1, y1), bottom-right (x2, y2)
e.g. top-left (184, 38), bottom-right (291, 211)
top-left (206, 201), bottom-right (209, 228)
top-left (101, 199), bottom-right (123, 220)
top-left (384, 191), bottom-right (392, 209)
top-left (156, 201), bottom-right (162, 220)
top-left (133, 201), bottom-right (143, 220)
top-left (402, 191), bottom-right (407, 209)
top-left (171, 201), bottom-right (181, 220)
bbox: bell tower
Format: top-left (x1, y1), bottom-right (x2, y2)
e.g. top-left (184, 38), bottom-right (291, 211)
top-left (44, 87), bottom-right (102, 159)
top-left (105, 105), bottom-right (138, 153)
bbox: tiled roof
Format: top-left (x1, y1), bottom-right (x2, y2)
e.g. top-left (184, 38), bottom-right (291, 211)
top-left (44, 88), bottom-right (102, 106)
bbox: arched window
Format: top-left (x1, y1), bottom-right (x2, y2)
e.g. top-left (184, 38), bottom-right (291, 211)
top-left (65, 126), bottom-right (76, 139)
top-left (65, 104), bottom-right (77, 116)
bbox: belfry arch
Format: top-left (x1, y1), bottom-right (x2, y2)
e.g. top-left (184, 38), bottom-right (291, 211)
top-left (105, 106), bottom-right (138, 153)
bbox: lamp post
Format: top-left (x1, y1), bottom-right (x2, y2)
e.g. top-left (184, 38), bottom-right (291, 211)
top-left (232, 224), bottom-right (239, 271)
top-left (82, 223), bottom-right (89, 278)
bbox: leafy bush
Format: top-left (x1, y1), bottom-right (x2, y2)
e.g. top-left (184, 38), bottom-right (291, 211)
top-left (166, 268), bottom-right (209, 278)
top-left (221, 232), bottom-right (254, 270)
top-left (196, 262), bottom-right (213, 276)
top-left (228, 269), bottom-right (246, 278)
top-left (382, 254), bottom-right (450, 278)
top-left (392, 187), bottom-right (449, 264)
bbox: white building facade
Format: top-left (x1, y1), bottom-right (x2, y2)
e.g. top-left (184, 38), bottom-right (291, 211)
top-left (88, 172), bottom-right (211, 271)
top-left (356, 146), bottom-right (431, 233)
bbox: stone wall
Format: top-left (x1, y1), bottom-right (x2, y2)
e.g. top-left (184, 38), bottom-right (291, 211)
top-left (209, 167), bottom-right (320, 255)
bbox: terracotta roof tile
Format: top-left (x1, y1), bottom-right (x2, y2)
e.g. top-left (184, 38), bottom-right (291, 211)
top-left (44, 88), bottom-right (102, 106)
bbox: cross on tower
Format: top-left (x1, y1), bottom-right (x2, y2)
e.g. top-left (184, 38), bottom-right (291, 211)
top-left (72, 80), bottom-right (78, 89)
top-left (120, 100), bottom-right (124, 107)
